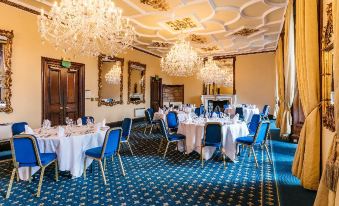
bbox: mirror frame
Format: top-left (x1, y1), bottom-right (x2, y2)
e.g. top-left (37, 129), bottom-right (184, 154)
top-left (0, 29), bottom-right (13, 113)
top-left (127, 61), bottom-right (146, 105)
top-left (97, 54), bottom-right (124, 106)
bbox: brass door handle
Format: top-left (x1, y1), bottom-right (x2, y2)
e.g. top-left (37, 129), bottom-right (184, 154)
top-left (60, 107), bottom-right (63, 110)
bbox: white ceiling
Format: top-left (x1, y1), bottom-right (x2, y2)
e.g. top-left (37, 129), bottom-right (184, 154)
top-left (10, 0), bottom-right (288, 56)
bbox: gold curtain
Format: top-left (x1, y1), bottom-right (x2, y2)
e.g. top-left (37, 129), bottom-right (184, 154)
top-left (275, 37), bottom-right (285, 128)
top-left (314, 0), bottom-right (339, 205)
top-left (280, 0), bottom-right (296, 135)
top-left (292, 0), bottom-right (321, 190)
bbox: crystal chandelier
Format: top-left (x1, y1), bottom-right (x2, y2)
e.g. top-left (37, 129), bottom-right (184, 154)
top-left (38, 0), bottom-right (136, 57)
top-left (197, 57), bottom-right (232, 86)
top-left (105, 62), bottom-right (121, 85)
top-left (161, 37), bottom-right (201, 77)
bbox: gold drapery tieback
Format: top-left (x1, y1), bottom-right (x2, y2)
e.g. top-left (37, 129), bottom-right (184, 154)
top-left (325, 133), bottom-right (339, 191)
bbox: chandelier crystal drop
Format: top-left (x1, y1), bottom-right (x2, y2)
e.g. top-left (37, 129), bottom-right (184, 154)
top-left (160, 37), bottom-right (201, 77)
top-left (38, 0), bottom-right (136, 57)
top-left (105, 62), bottom-right (121, 85)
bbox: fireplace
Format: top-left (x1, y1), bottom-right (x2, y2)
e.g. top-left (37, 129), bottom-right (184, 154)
top-left (201, 95), bottom-right (236, 112)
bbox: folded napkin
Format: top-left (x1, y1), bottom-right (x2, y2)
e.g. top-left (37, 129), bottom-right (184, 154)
top-left (158, 108), bottom-right (164, 114)
top-left (57, 126), bottom-right (65, 138)
top-left (77, 118), bottom-right (82, 126)
top-left (24, 125), bottom-right (34, 135)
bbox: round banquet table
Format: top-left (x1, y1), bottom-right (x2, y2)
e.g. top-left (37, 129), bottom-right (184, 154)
top-left (18, 125), bottom-right (107, 181)
top-left (177, 119), bottom-right (249, 161)
top-left (224, 107), bottom-right (260, 123)
top-left (154, 111), bottom-right (190, 123)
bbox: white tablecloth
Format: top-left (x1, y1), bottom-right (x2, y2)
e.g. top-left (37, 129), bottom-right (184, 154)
top-left (0, 123), bottom-right (12, 141)
top-left (177, 120), bottom-right (249, 161)
top-left (243, 107), bottom-right (260, 123)
top-left (18, 125), bottom-right (107, 180)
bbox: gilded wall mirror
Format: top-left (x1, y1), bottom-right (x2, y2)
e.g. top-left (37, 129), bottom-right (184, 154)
top-left (0, 29), bottom-right (13, 113)
top-left (98, 55), bottom-right (123, 106)
top-left (128, 61), bottom-right (146, 104)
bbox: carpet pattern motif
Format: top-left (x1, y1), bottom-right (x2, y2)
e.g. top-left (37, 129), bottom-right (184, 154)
top-left (0, 123), bottom-right (279, 206)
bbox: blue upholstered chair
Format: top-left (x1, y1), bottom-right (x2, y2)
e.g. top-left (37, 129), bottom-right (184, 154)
top-left (144, 109), bottom-right (159, 134)
top-left (148, 108), bottom-right (155, 119)
top-left (194, 108), bottom-right (201, 116)
top-left (158, 119), bottom-right (186, 158)
top-left (166, 111), bottom-right (179, 133)
top-left (11, 122), bottom-right (28, 136)
top-left (248, 114), bottom-right (261, 136)
top-left (6, 134), bottom-right (58, 198)
top-left (0, 140), bottom-right (12, 163)
top-left (81, 116), bottom-right (95, 125)
top-left (235, 121), bottom-right (272, 167)
top-left (201, 122), bottom-right (226, 169)
top-left (261, 105), bottom-right (270, 120)
top-left (84, 127), bottom-right (125, 185)
top-left (199, 105), bottom-right (205, 116)
top-left (235, 107), bottom-right (244, 121)
top-left (120, 118), bottom-right (133, 155)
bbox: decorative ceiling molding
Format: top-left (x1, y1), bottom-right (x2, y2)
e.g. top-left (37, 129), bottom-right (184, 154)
top-left (189, 34), bottom-right (208, 44)
top-left (233, 28), bottom-right (260, 37)
top-left (2, 0), bottom-right (288, 57)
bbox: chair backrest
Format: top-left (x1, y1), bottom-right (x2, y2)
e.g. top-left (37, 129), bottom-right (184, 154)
top-left (122, 118), bottom-right (132, 139)
top-left (11, 134), bottom-right (41, 167)
top-left (166, 111), bottom-right (178, 129)
top-left (262, 105), bottom-right (270, 117)
top-left (253, 121), bottom-right (271, 144)
top-left (82, 116), bottom-right (94, 125)
top-left (203, 122), bottom-right (223, 146)
top-left (159, 119), bottom-right (169, 140)
top-left (199, 105), bottom-right (205, 116)
top-left (235, 107), bottom-right (244, 119)
top-left (145, 109), bottom-right (152, 123)
top-left (148, 108), bottom-right (154, 119)
top-left (223, 104), bottom-right (229, 110)
top-left (12, 122), bottom-right (28, 136)
top-left (194, 108), bottom-right (200, 116)
top-left (248, 114), bottom-right (261, 134)
top-left (101, 127), bottom-right (122, 158)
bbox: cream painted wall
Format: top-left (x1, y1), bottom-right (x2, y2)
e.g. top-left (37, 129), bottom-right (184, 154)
top-left (0, 4), bottom-right (276, 128)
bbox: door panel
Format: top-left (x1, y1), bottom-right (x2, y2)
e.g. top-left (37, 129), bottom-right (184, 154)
top-left (150, 77), bottom-right (162, 111)
top-left (42, 57), bottom-right (85, 126)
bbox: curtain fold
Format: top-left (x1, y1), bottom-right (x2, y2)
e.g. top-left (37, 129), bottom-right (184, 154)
top-left (292, 0), bottom-right (321, 190)
top-left (314, 0), bottom-right (339, 205)
top-left (280, 0), bottom-right (296, 135)
top-left (275, 37), bottom-right (285, 128)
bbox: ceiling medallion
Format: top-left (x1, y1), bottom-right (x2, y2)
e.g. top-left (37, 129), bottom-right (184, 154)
top-left (140, 0), bottom-right (169, 11)
top-left (149, 41), bottom-right (170, 48)
top-left (189, 34), bottom-right (207, 44)
top-left (39, 0), bottom-right (136, 57)
top-left (200, 46), bottom-right (219, 53)
top-left (233, 28), bottom-right (259, 37)
top-left (161, 36), bottom-right (201, 77)
top-left (105, 62), bottom-right (122, 85)
top-left (165, 18), bottom-right (197, 31)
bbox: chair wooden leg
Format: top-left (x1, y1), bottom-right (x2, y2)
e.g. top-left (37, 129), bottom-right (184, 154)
top-left (264, 144), bottom-right (272, 164)
top-left (28, 167), bottom-right (32, 183)
top-left (222, 154), bottom-right (226, 170)
top-left (16, 168), bottom-right (19, 182)
top-left (83, 157), bottom-right (87, 179)
top-left (127, 141), bottom-right (134, 155)
top-left (248, 146), bottom-right (252, 157)
top-left (98, 160), bottom-right (107, 185)
top-left (117, 154), bottom-right (126, 176)
top-left (111, 155), bottom-right (114, 163)
top-left (149, 124), bottom-right (153, 135)
top-left (143, 125), bottom-right (148, 134)
top-left (163, 142), bottom-right (170, 158)
top-left (251, 146), bottom-right (259, 168)
top-left (176, 142), bottom-right (179, 151)
top-left (158, 139), bottom-right (163, 153)
top-left (103, 158), bottom-right (107, 171)
top-left (37, 167), bottom-right (45, 197)
top-left (201, 146), bottom-right (204, 168)
top-left (55, 160), bottom-right (58, 181)
top-left (6, 168), bottom-right (16, 199)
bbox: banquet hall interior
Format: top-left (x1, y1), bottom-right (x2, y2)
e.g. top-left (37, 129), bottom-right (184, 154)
top-left (0, 0), bottom-right (338, 205)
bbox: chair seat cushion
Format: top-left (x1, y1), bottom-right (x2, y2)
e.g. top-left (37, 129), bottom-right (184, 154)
top-left (19, 152), bottom-right (57, 167)
top-left (168, 133), bottom-right (185, 141)
top-left (85, 147), bottom-right (115, 159)
top-left (236, 136), bottom-right (254, 145)
top-left (204, 142), bottom-right (221, 147)
top-left (0, 150), bottom-right (12, 161)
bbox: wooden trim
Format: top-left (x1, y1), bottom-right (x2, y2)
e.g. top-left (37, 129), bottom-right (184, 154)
top-left (132, 46), bottom-right (162, 58)
top-left (0, 0), bottom-right (40, 15)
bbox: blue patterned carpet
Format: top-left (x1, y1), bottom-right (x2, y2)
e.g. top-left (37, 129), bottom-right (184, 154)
top-left (0, 122), bottom-right (311, 206)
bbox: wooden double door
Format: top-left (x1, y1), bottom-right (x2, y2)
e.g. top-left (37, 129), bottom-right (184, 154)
top-left (42, 57), bottom-right (85, 126)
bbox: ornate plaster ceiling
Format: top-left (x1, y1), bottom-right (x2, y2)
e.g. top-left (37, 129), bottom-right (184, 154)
top-left (9, 0), bottom-right (288, 56)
